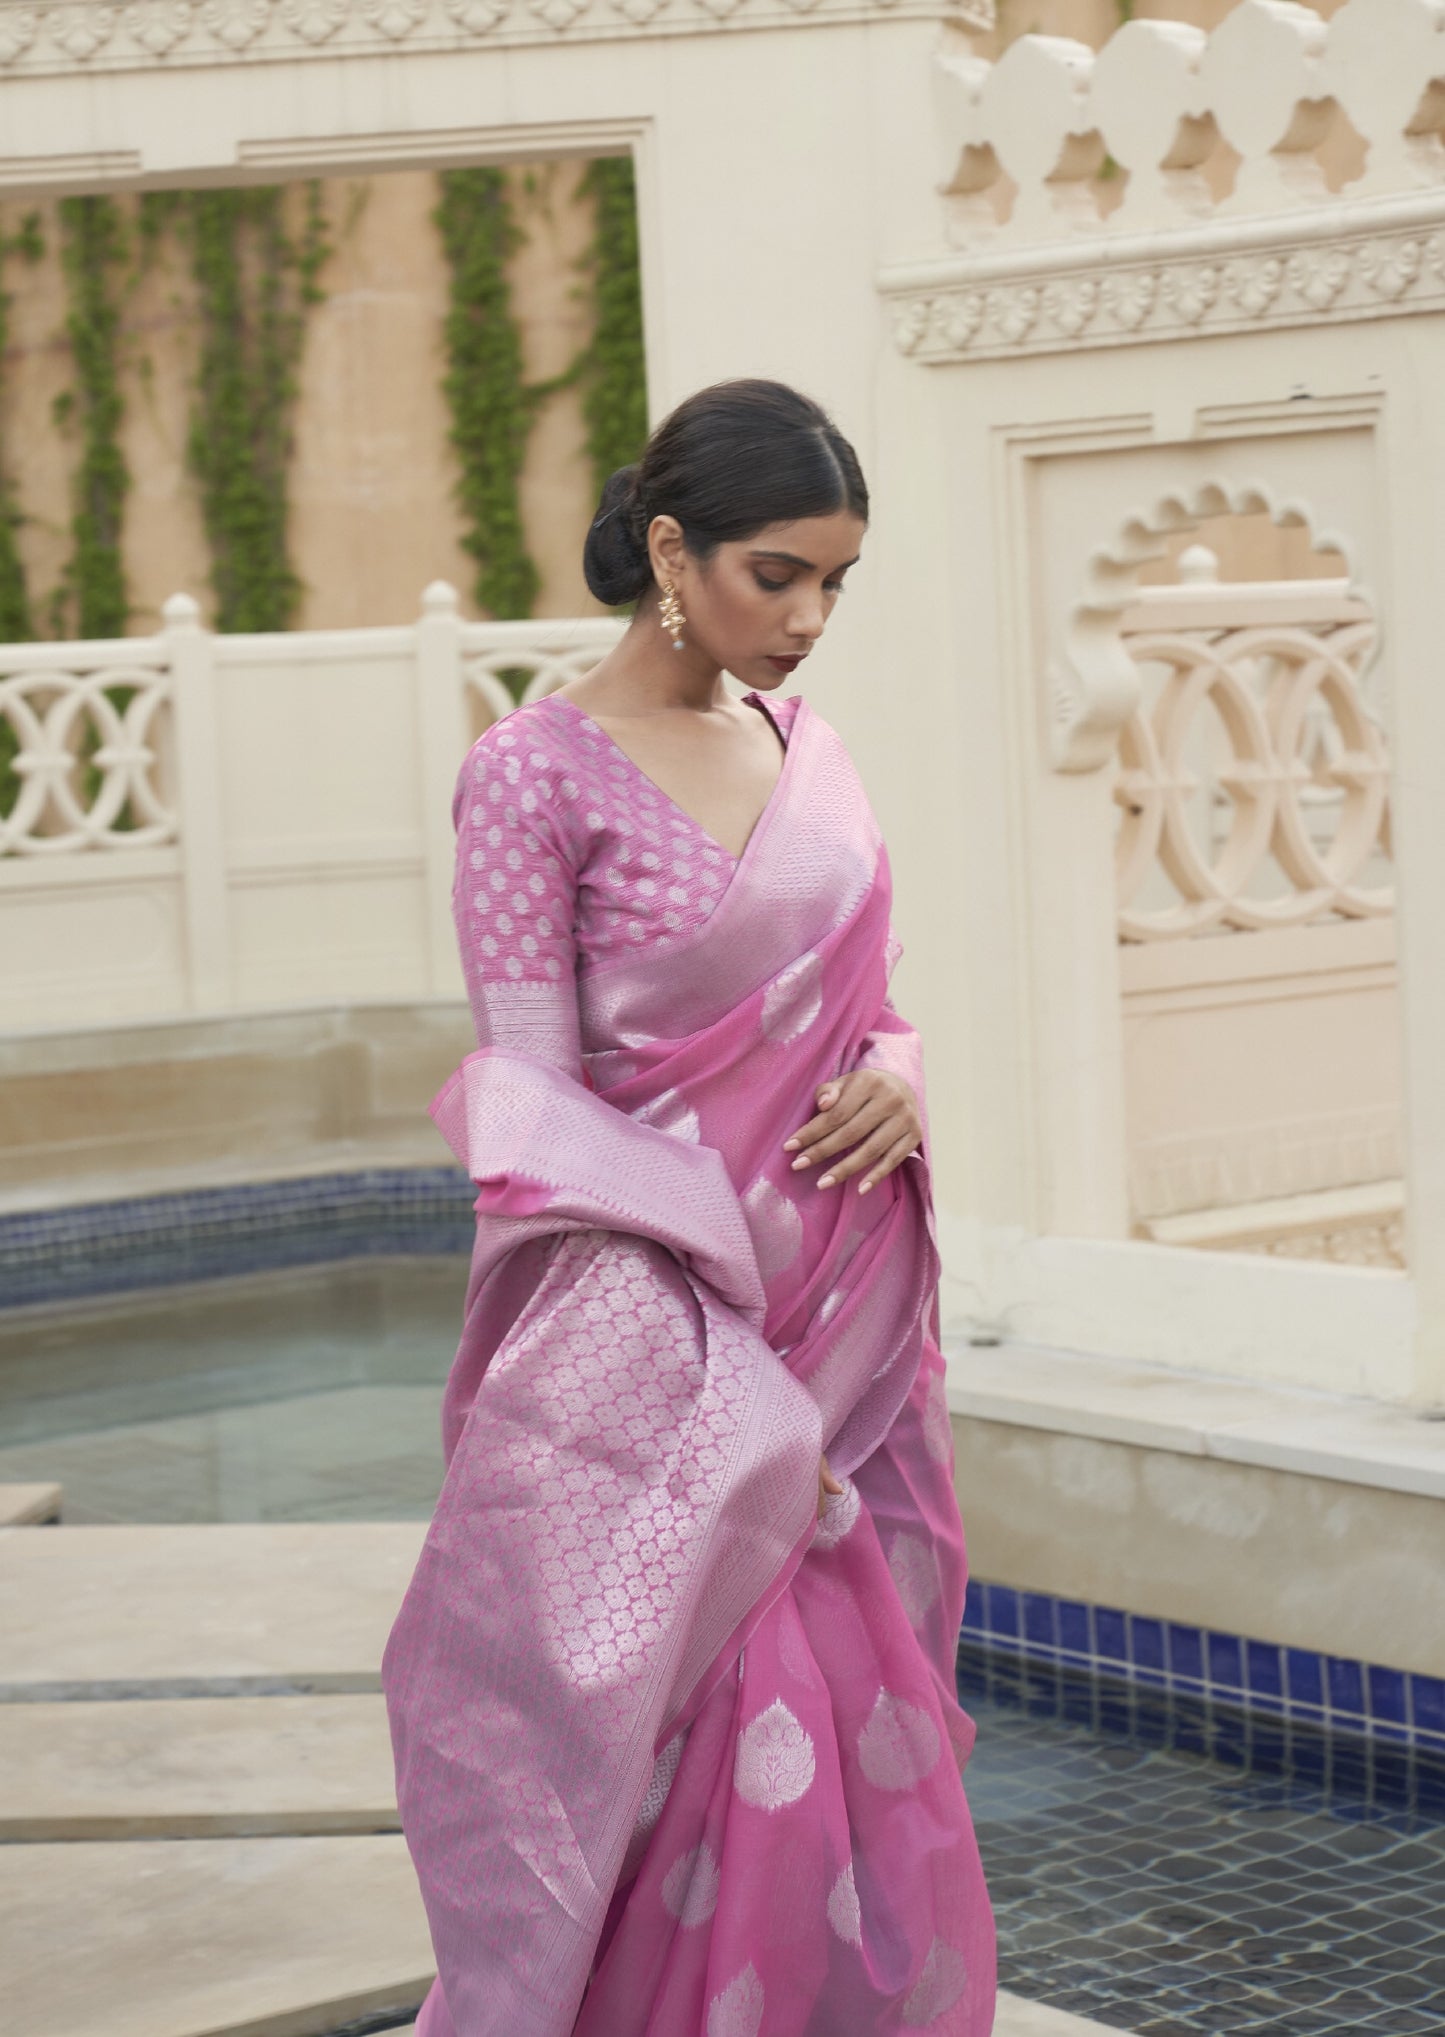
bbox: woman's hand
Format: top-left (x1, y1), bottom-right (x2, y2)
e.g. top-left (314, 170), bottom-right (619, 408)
top-left (783, 1069), bottom-right (922, 1195)
top-left (818, 1454), bottom-right (844, 1520)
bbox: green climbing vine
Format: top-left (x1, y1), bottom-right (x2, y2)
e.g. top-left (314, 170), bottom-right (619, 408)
top-left (577, 156), bottom-right (648, 501)
top-left (0, 211), bottom-right (43, 820)
top-left (55, 196), bottom-right (131, 640)
top-left (434, 167), bottom-right (541, 624)
top-left (0, 209), bottom-right (42, 650)
top-left (181, 183), bottom-right (331, 632)
top-left (433, 155), bottom-right (647, 637)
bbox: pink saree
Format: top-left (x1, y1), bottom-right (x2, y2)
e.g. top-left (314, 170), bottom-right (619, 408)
top-left (383, 690), bottom-right (995, 2037)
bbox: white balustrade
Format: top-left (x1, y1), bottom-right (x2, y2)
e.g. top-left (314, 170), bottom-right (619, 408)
top-left (0, 585), bottom-right (622, 1026)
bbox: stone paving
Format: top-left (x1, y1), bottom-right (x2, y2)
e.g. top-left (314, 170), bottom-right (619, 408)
top-left (0, 1514), bottom-right (1124, 2037)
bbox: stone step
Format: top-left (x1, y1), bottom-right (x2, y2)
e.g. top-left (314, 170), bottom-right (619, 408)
top-left (0, 1480), bottom-right (62, 1525)
top-left (2, 1834), bottom-right (432, 2037)
top-left (996, 1994), bottom-right (1133, 2036)
top-left (0, 1521), bottom-right (426, 1699)
top-left (0, 1693), bottom-right (397, 1840)
top-left (390, 1990), bottom-right (1125, 2036)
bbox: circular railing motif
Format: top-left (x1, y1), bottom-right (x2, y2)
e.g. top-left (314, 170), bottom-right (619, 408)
top-left (1115, 620), bottom-right (1391, 940)
top-left (0, 665), bottom-right (175, 856)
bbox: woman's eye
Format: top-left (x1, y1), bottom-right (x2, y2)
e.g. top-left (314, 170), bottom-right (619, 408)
top-left (754, 574), bottom-right (789, 593)
top-left (824, 581), bottom-right (846, 596)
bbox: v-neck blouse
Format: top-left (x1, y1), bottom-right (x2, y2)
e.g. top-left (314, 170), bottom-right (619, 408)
top-left (451, 689), bottom-right (805, 1076)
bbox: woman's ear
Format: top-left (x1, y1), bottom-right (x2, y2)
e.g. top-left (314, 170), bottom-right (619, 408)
top-left (647, 514), bottom-right (687, 586)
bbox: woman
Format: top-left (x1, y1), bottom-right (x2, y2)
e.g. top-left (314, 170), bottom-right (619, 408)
top-left (384, 380), bottom-right (996, 2037)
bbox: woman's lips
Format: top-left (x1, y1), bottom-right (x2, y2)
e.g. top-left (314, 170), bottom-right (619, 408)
top-left (767, 655), bottom-right (804, 673)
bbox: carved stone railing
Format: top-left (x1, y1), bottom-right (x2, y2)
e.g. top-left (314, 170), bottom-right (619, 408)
top-left (0, 624), bottom-right (178, 857)
top-left (887, 0), bottom-right (1445, 359)
top-left (0, 585), bottom-right (622, 862)
top-left (0, 583), bottom-right (622, 1022)
top-left (1112, 547), bottom-right (1391, 941)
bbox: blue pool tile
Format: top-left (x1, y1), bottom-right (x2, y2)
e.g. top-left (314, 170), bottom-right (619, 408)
top-left (961, 1591), bottom-right (986, 1634)
top-left (1291, 1736), bottom-right (1327, 1785)
top-left (1326, 1656), bottom-right (1366, 1718)
top-left (986, 1584), bottom-right (1020, 1639)
top-left (1093, 1606), bottom-right (1128, 1664)
top-left (1098, 1694), bottom-right (1133, 1738)
top-left (1060, 1682), bottom-right (1096, 1729)
top-left (1410, 1674), bottom-right (1445, 1737)
top-left (1206, 1632), bottom-right (1243, 1692)
top-left (1021, 1593), bottom-right (1055, 1649)
top-left (1129, 1616), bottom-right (1165, 1673)
top-left (1367, 1664), bottom-right (1407, 1726)
top-left (1057, 1600), bottom-right (1091, 1657)
top-left (1245, 1640), bottom-right (1283, 1699)
top-left (1167, 1624), bottom-right (1204, 1682)
top-left (1286, 1649), bottom-right (1324, 1707)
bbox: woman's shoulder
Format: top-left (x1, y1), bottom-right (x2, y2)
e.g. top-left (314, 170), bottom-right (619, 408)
top-left (453, 696), bottom-right (593, 835)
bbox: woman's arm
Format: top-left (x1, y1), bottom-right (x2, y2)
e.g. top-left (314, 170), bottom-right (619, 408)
top-left (451, 724), bottom-right (584, 1078)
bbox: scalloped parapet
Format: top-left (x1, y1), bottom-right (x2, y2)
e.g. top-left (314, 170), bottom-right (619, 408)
top-left (935, 0), bottom-right (1445, 248)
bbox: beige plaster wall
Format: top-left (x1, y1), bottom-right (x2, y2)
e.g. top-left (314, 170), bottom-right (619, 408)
top-left (0, 161), bottom-right (605, 641)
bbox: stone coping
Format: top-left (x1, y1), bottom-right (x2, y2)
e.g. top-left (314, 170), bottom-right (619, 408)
top-left (2, 1834), bottom-right (433, 2037)
top-left (0, 1694), bottom-right (398, 1841)
top-left (945, 1338), bottom-right (1445, 1502)
top-left (0, 1522), bottom-right (427, 1699)
top-left (0, 1134), bottom-right (453, 1218)
top-left (0, 1481), bottom-right (62, 1525)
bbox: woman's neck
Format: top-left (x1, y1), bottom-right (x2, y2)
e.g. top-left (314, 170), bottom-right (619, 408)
top-left (570, 605), bottom-right (735, 720)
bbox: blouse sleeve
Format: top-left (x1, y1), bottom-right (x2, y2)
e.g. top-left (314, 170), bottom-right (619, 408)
top-left (451, 723), bottom-right (584, 1082)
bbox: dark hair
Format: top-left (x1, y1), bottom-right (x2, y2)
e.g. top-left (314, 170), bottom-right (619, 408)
top-left (582, 378), bottom-right (869, 607)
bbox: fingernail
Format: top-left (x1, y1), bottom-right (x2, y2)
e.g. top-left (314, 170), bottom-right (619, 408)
top-left (792, 1155), bottom-right (811, 1171)
top-left (816, 1174), bottom-right (835, 1189)
top-left (782, 1138), bottom-right (799, 1152)
top-left (858, 1180), bottom-right (872, 1196)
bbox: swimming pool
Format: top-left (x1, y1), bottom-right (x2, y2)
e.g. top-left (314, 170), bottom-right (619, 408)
top-left (3, 1229), bottom-right (1441, 2035)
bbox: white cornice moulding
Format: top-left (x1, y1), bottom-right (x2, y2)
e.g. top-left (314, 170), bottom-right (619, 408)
top-left (882, 191), bottom-right (1445, 361)
top-left (0, 0), bottom-right (993, 74)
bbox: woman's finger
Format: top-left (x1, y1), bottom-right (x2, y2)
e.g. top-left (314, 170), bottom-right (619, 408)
top-left (856, 1134), bottom-right (921, 1195)
top-left (815, 1119), bottom-right (906, 1189)
top-left (784, 1091), bottom-right (864, 1157)
top-left (788, 1098), bottom-right (890, 1171)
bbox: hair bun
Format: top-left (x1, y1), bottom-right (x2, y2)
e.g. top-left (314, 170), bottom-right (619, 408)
top-left (583, 464), bottom-right (652, 607)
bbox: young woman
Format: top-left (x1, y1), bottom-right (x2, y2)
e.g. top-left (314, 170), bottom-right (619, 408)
top-left (384, 380), bottom-right (996, 2037)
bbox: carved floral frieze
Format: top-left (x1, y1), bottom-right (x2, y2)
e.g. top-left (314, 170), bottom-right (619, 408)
top-left (0, 0), bottom-right (989, 66)
top-left (888, 220), bottom-right (1445, 361)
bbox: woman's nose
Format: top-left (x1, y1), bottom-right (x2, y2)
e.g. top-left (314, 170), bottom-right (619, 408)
top-left (789, 591), bottom-right (828, 640)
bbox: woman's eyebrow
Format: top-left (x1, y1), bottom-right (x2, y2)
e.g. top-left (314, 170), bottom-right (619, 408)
top-left (750, 549), bottom-right (861, 571)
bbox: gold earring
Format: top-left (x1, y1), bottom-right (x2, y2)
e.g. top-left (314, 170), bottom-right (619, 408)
top-left (658, 579), bottom-right (686, 651)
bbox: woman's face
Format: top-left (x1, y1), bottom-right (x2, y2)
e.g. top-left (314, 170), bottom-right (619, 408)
top-left (651, 509), bottom-right (866, 690)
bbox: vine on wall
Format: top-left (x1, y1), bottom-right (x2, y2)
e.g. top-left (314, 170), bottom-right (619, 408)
top-left (434, 167), bottom-right (541, 624)
top-left (55, 196), bottom-right (131, 640)
top-left (4, 155), bottom-right (645, 681)
top-left (434, 155), bottom-right (647, 632)
top-left (182, 184), bottom-right (331, 633)
top-left (577, 157), bottom-right (648, 502)
top-left (0, 210), bottom-right (43, 647)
